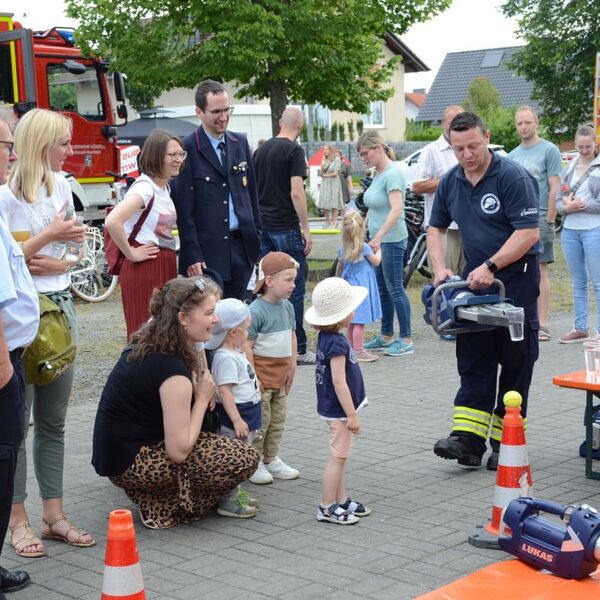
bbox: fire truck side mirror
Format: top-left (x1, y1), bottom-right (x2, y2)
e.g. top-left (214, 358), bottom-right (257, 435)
top-left (114, 73), bottom-right (126, 103)
top-left (63, 59), bottom-right (86, 75)
top-left (117, 105), bottom-right (128, 120)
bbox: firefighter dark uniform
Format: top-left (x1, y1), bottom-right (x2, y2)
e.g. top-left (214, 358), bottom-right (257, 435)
top-left (429, 150), bottom-right (540, 468)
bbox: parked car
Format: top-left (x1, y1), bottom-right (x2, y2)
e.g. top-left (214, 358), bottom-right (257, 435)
top-left (395, 144), bottom-right (507, 190)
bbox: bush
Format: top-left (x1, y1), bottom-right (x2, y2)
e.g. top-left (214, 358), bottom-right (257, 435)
top-left (306, 190), bottom-right (320, 217)
top-left (484, 106), bottom-right (521, 152)
top-left (405, 119), bottom-right (441, 141)
top-left (331, 122), bottom-right (338, 141)
top-left (347, 120), bottom-right (355, 141)
top-left (339, 123), bottom-right (345, 141)
top-left (356, 119), bottom-right (364, 136)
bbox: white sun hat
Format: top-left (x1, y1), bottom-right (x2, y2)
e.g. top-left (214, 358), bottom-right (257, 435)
top-left (305, 277), bottom-right (368, 327)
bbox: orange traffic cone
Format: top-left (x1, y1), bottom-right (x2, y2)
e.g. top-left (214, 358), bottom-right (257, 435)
top-left (468, 390), bottom-right (533, 549)
top-left (101, 509), bottom-right (146, 599)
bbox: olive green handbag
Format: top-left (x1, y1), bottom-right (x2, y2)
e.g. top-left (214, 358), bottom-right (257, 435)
top-left (22, 294), bottom-right (77, 386)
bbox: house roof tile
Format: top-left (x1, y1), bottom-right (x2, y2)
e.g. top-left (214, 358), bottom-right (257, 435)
top-left (417, 46), bottom-right (540, 122)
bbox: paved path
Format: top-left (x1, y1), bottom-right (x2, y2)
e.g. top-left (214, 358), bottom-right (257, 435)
top-left (4, 299), bottom-right (600, 598)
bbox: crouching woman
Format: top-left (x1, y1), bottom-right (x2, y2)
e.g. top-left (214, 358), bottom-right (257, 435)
top-left (92, 277), bottom-right (259, 528)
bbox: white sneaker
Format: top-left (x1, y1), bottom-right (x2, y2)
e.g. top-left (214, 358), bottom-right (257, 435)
top-left (264, 456), bottom-right (299, 480)
top-left (249, 460), bottom-right (273, 485)
top-left (297, 350), bottom-right (315, 365)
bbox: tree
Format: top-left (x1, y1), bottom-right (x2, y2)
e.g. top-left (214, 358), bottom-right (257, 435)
top-left (331, 122), bottom-right (338, 142)
top-left (66, 0), bottom-right (451, 134)
top-left (347, 120), bottom-right (355, 141)
top-left (463, 77), bottom-right (502, 117)
top-left (502, 0), bottom-right (600, 137)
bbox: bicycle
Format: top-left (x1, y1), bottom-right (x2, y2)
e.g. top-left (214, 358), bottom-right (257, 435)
top-left (402, 187), bottom-right (431, 287)
top-left (70, 226), bottom-right (118, 302)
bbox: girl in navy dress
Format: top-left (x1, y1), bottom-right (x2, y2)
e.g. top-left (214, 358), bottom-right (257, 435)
top-left (336, 211), bottom-right (382, 362)
top-left (305, 278), bottom-right (371, 525)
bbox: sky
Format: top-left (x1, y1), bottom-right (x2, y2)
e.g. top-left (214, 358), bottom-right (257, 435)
top-left (3, 0), bottom-right (523, 93)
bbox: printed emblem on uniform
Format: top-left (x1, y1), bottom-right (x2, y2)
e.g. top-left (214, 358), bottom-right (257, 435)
top-left (520, 207), bottom-right (538, 217)
top-left (480, 193), bottom-right (500, 214)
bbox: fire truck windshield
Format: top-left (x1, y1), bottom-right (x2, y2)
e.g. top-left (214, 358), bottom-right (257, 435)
top-left (47, 63), bottom-right (105, 121)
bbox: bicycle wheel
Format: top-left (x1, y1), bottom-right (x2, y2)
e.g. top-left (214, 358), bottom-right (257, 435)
top-left (404, 238), bottom-right (428, 287)
top-left (70, 227), bottom-right (118, 302)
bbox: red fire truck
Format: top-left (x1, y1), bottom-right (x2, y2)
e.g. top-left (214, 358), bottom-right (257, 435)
top-left (0, 13), bottom-right (127, 221)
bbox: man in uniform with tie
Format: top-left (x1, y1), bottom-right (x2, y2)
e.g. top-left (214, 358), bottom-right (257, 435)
top-left (173, 80), bottom-right (261, 299)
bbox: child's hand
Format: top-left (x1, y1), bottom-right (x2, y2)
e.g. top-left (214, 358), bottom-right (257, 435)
top-left (233, 419), bottom-right (249, 439)
top-left (284, 365), bottom-right (296, 395)
top-left (346, 414), bottom-right (361, 434)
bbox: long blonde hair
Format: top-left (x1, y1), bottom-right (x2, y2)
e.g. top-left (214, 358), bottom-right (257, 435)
top-left (9, 108), bottom-right (72, 202)
top-left (341, 211), bottom-right (364, 262)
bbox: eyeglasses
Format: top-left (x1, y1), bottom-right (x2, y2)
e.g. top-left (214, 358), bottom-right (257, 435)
top-left (166, 151), bottom-right (187, 160)
top-left (0, 141), bottom-right (15, 156)
top-left (205, 106), bottom-right (234, 116)
top-left (179, 278), bottom-right (207, 307)
top-left (358, 148), bottom-right (372, 160)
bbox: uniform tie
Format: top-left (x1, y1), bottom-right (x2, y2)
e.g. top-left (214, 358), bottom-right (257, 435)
top-left (217, 141), bottom-right (226, 165)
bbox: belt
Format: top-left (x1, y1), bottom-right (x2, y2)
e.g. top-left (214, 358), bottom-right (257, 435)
top-left (9, 347), bottom-right (24, 361)
top-left (228, 229), bottom-right (241, 239)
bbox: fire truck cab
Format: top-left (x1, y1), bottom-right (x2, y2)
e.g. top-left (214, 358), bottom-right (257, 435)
top-left (0, 13), bottom-right (127, 221)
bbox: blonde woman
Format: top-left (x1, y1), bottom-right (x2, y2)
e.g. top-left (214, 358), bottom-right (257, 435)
top-left (105, 130), bottom-right (184, 339)
top-left (335, 211), bottom-right (382, 361)
top-left (0, 108), bottom-right (94, 557)
top-left (318, 145), bottom-right (344, 228)
top-left (357, 130), bottom-right (413, 357)
top-left (556, 124), bottom-right (600, 343)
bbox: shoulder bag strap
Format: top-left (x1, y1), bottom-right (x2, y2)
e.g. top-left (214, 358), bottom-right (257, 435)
top-left (127, 193), bottom-right (155, 245)
top-left (570, 164), bottom-right (600, 196)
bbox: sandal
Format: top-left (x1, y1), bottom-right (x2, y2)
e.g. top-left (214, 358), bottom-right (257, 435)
top-left (538, 326), bottom-right (551, 342)
top-left (41, 514), bottom-right (96, 548)
top-left (9, 522), bottom-right (47, 558)
top-left (138, 508), bottom-right (176, 530)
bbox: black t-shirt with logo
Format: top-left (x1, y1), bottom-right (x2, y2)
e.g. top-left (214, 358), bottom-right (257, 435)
top-left (430, 151), bottom-right (540, 271)
top-left (253, 137), bottom-right (307, 230)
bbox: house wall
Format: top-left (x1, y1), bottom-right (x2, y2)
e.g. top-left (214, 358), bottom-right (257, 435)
top-left (140, 47), bottom-right (408, 146)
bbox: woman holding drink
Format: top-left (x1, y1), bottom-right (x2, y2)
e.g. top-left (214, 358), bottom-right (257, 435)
top-left (0, 108), bottom-right (94, 558)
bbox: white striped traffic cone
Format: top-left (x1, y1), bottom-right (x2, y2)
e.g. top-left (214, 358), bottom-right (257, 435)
top-left (468, 390), bottom-right (533, 549)
top-left (101, 509), bottom-right (146, 599)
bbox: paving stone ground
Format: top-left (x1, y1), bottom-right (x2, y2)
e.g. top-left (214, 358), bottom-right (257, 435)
top-left (3, 228), bottom-right (599, 599)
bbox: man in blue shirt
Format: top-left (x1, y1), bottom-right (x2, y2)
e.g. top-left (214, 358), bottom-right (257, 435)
top-left (427, 112), bottom-right (540, 471)
top-left (509, 106), bottom-right (562, 341)
top-left (0, 112), bottom-right (39, 598)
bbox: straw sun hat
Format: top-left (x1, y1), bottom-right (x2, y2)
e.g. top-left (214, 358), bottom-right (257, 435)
top-left (305, 277), bottom-right (368, 327)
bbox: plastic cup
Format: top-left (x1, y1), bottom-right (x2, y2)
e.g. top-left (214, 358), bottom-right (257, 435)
top-left (11, 230), bottom-right (31, 242)
top-left (504, 306), bottom-right (524, 342)
top-left (584, 343), bottom-right (600, 380)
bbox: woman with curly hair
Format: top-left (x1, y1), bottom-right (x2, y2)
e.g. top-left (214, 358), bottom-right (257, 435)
top-left (92, 276), bottom-right (259, 528)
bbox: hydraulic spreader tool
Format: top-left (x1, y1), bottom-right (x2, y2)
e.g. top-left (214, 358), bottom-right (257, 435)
top-left (422, 276), bottom-right (524, 340)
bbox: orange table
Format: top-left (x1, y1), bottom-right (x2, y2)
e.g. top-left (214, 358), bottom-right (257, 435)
top-left (415, 559), bottom-right (600, 599)
top-left (553, 370), bottom-right (600, 480)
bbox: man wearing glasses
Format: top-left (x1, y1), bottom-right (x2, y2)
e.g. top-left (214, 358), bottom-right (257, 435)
top-left (0, 111), bottom-right (39, 598)
top-left (173, 80), bottom-right (260, 299)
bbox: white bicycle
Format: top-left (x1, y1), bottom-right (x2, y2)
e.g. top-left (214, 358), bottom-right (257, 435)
top-left (70, 226), bottom-right (118, 302)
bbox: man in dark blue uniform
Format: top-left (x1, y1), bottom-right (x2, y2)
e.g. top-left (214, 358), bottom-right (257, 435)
top-left (173, 80), bottom-right (260, 299)
top-left (427, 112), bottom-right (540, 471)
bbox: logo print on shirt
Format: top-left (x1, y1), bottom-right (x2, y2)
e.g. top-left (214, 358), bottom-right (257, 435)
top-left (480, 194), bottom-right (500, 214)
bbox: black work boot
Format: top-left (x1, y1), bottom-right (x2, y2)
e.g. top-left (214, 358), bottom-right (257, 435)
top-left (433, 435), bottom-right (485, 467)
top-left (486, 440), bottom-right (500, 471)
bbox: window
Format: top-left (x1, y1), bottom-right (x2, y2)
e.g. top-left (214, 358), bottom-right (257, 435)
top-left (361, 101), bottom-right (384, 128)
top-left (306, 103), bottom-right (331, 129)
top-left (47, 64), bottom-right (105, 120)
top-left (481, 51), bottom-right (504, 68)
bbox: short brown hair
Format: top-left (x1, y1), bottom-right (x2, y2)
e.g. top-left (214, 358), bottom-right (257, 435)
top-left (195, 80), bottom-right (227, 110)
top-left (138, 130), bottom-right (184, 180)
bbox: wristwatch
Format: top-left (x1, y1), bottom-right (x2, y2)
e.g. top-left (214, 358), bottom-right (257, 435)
top-left (484, 259), bottom-right (498, 273)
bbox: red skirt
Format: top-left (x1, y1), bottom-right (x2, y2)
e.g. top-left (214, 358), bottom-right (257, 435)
top-left (119, 247), bottom-right (177, 340)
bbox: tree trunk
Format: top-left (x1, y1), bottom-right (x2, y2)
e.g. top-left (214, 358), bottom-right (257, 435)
top-left (268, 79), bottom-right (288, 136)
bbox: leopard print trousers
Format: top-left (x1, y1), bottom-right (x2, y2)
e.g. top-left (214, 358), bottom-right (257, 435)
top-left (110, 432), bottom-right (259, 528)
